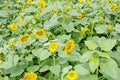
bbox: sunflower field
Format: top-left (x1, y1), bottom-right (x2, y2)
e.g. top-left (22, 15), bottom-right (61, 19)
top-left (0, 0), bottom-right (120, 80)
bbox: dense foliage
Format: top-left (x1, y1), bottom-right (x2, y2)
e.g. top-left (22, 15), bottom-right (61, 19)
top-left (0, 0), bottom-right (120, 80)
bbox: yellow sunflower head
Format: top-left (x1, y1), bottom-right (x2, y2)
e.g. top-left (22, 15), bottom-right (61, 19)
top-left (106, 25), bottom-right (113, 30)
top-left (19, 34), bottom-right (29, 43)
top-left (24, 72), bottom-right (37, 80)
top-left (64, 39), bottom-right (75, 53)
top-left (36, 29), bottom-right (46, 37)
top-left (65, 6), bottom-right (71, 12)
top-left (38, 0), bottom-right (46, 9)
top-left (8, 41), bottom-right (13, 47)
top-left (67, 70), bottom-right (78, 80)
top-left (9, 23), bottom-right (17, 31)
top-left (110, 3), bottom-right (117, 11)
top-left (49, 42), bottom-right (58, 52)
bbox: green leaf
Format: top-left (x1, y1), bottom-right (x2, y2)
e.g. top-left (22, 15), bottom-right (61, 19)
top-left (44, 15), bottom-right (59, 30)
top-left (27, 65), bottom-right (39, 72)
top-left (61, 66), bottom-right (72, 79)
top-left (0, 10), bottom-right (8, 17)
top-left (13, 55), bottom-right (20, 66)
top-left (69, 9), bottom-right (79, 16)
top-left (39, 65), bottom-right (49, 72)
top-left (85, 41), bottom-right (97, 50)
top-left (109, 47), bottom-right (120, 65)
top-left (100, 58), bottom-right (119, 80)
top-left (80, 51), bottom-right (93, 62)
top-left (39, 36), bottom-right (48, 43)
top-left (74, 65), bottom-right (90, 75)
top-left (32, 49), bottom-right (51, 61)
top-left (95, 24), bottom-right (106, 34)
top-left (37, 76), bottom-right (47, 80)
top-left (57, 35), bottom-right (71, 43)
top-left (10, 69), bottom-right (24, 77)
top-left (77, 75), bottom-right (98, 80)
top-left (62, 22), bottom-right (75, 33)
top-left (24, 6), bottom-right (37, 13)
top-left (26, 37), bottom-right (35, 46)
top-left (25, 54), bottom-right (33, 61)
top-left (114, 24), bottom-right (120, 33)
top-left (89, 54), bottom-right (99, 73)
top-left (68, 51), bottom-right (81, 61)
top-left (100, 52), bottom-right (110, 58)
top-left (50, 64), bottom-right (61, 76)
top-left (62, 66), bottom-right (72, 76)
top-left (99, 39), bottom-right (116, 51)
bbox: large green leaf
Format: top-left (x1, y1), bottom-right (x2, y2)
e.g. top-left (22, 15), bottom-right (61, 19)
top-left (44, 15), bottom-right (59, 30)
top-left (114, 24), bottom-right (120, 33)
top-left (95, 24), bottom-right (106, 34)
top-left (74, 65), bottom-right (90, 75)
top-left (100, 58), bottom-right (120, 80)
top-left (32, 49), bottom-right (51, 61)
top-left (62, 22), bottom-right (75, 33)
top-left (61, 66), bottom-right (72, 79)
top-left (99, 39), bottom-right (116, 51)
top-left (27, 65), bottom-right (39, 72)
top-left (100, 52), bottom-right (110, 58)
top-left (39, 65), bottom-right (49, 72)
top-left (39, 36), bottom-right (48, 43)
top-left (50, 64), bottom-right (61, 76)
top-left (85, 41), bottom-right (97, 50)
top-left (80, 51), bottom-right (93, 62)
top-left (10, 69), bottom-right (24, 77)
top-left (89, 54), bottom-right (99, 73)
top-left (77, 75), bottom-right (98, 80)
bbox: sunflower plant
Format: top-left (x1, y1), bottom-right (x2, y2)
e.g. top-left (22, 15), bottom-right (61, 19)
top-left (0, 0), bottom-right (120, 80)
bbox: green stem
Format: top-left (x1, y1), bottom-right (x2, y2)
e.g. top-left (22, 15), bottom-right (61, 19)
top-left (90, 23), bottom-right (94, 37)
top-left (96, 67), bottom-right (98, 78)
top-left (53, 52), bottom-right (56, 80)
top-left (38, 58), bottom-right (41, 80)
top-left (38, 58), bottom-right (40, 65)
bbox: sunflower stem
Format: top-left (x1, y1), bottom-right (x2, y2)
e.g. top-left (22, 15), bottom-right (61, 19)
top-left (53, 52), bottom-right (56, 80)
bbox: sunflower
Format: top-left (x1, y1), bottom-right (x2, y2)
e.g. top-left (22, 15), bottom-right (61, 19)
top-left (64, 39), bottom-right (75, 53)
top-left (49, 42), bottom-right (58, 52)
top-left (67, 70), bottom-right (78, 80)
top-left (24, 72), bottom-right (37, 80)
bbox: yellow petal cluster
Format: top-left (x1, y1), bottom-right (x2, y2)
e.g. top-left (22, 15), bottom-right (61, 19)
top-left (64, 39), bottom-right (75, 53)
top-left (9, 23), bottom-right (17, 31)
top-left (86, 1), bottom-right (91, 5)
top-left (24, 72), bottom-right (37, 80)
top-left (65, 6), bottom-right (71, 12)
top-left (19, 34), bottom-right (29, 43)
top-left (106, 25), bottom-right (113, 30)
top-left (8, 41), bottom-right (13, 47)
top-left (28, 0), bottom-right (33, 4)
top-left (38, 0), bottom-right (46, 9)
top-left (49, 42), bottom-right (58, 52)
top-left (67, 70), bottom-right (78, 80)
top-left (77, 13), bottom-right (83, 19)
top-left (36, 29), bottom-right (46, 37)
top-left (79, 0), bottom-right (83, 3)
top-left (111, 3), bottom-right (117, 11)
